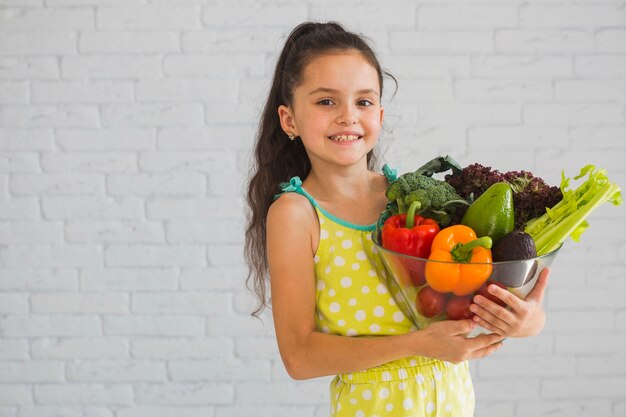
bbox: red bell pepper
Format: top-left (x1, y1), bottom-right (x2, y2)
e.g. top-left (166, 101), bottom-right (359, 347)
top-left (381, 201), bottom-right (440, 286)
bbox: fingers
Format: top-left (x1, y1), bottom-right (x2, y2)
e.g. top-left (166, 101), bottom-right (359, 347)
top-left (526, 268), bottom-right (550, 304)
top-left (470, 339), bottom-right (504, 359)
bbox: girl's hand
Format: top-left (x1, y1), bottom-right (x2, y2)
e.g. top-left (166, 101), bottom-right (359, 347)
top-left (470, 268), bottom-right (550, 338)
top-left (414, 319), bottom-right (505, 363)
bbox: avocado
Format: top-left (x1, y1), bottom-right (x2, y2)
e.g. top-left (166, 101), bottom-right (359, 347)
top-left (461, 182), bottom-right (514, 245)
top-left (492, 230), bottom-right (537, 262)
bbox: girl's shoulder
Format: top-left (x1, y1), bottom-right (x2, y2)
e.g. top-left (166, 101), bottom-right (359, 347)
top-left (268, 190), bottom-right (318, 230)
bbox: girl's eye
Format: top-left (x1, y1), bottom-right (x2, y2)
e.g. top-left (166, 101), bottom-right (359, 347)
top-left (358, 99), bottom-right (374, 107)
top-left (317, 99), bottom-right (334, 106)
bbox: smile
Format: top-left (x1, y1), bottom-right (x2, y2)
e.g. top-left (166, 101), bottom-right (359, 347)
top-left (328, 135), bottom-right (362, 142)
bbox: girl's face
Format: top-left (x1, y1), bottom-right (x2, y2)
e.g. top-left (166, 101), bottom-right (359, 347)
top-left (278, 51), bottom-right (384, 170)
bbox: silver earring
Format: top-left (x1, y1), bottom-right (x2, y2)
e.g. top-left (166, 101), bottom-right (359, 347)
top-left (288, 132), bottom-right (296, 141)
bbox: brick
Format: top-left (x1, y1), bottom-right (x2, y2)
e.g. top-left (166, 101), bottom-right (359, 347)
top-left (472, 378), bottom-right (541, 400)
top-left (130, 337), bottom-right (233, 359)
top-left (67, 360), bottom-right (166, 382)
top-left (0, 81), bottom-right (28, 103)
top-left (418, 6), bottom-right (517, 29)
top-left (577, 355), bottom-right (626, 376)
top-left (575, 55), bottom-right (626, 78)
top-left (208, 244), bottom-right (245, 267)
top-left (202, 4), bottom-right (307, 27)
top-left (0, 129), bottom-right (54, 150)
top-left (31, 293), bottom-right (129, 314)
top-left (80, 268), bottom-right (177, 291)
top-left (0, 7), bottom-right (94, 31)
top-left (216, 405), bottom-right (316, 417)
top-left (468, 126), bottom-right (568, 150)
top-left (517, 400), bottom-right (612, 417)
top-left (164, 54), bottom-right (267, 78)
top-left (80, 31), bottom-right (179, 54)
top-left (11, 173), bottom-right (104, 196)
top-left (180, 266), bottom-right (246, 290)
top-left (555, 332), bottom-right (626, 354)
top-left (544, 310), bottom-right (615, 332)
top-left (56, 127), bottom-right (155, 151)
top-left (0, 57), bottom-right (58, 79)
top-left (107, 173), bottom-right (206, 197)
top-left (312, 5), bottom-right (415, 28)
top-left (136, 78), bottom-right (235, 102)
top-left (0, 269), bottom-right (78, 291)
top-left (0, 361), bottom-right (64, 382)
top-left (471, 55), bottom-right (572, 78)
top-left (42, 196), bottom-right (143, 220)
top-left (455, 79), bottom-right (553, 101)
top-left (496, 29), bottom-right (594, 53)
top-left (489, 333), bottom-right (554, 357)
top-left (16, 407), bottom-right (114, 417)
top-left (118, 406), bottom-right (215, 417)
top-left (103, 315), bottom-right (205, 337)
top-left (542, 376), bottom-right (626, 398)
top-left (31, 338), bottom-right (128, 359)
top-left (520, 5), bottom-right (626, 28)
top-left (0, 105), bottom-right (100, 128)
top-left (97, 6), bottom-right (201, 30)
top-left (134, 382), bottom-right (234, 405)
top-left (61, 55), bottom-right (161, 79)
top-left (570, 126), bottom-right (626, 149)
top-left (41, 152), bottom-right (137, 173)
top-left (157, 127), bottom-right (251, 151)
top-left (106, 244), bottom-right (205, 267)
top-left (0, 152), bottom-right (39, 173)
top-left (555, 79), bottom-right (626, 101)
top-left (0, 293), bottom-right (29, 313)
top-left (182, 29), bottom-right (286, 53)
top-left (138, 151), bottom-right (231, 173)
top-left (0, 32), bottom-right (76, 55)
top-left (548, 288), bottom-right (624, 309)
top-left (234, 337), bottom-right (280, 360)
top-left (168, 359), bottom-right (270, 382)
top-left (0, 221), bottom-right (63, 245)
top-left (0, 385), bottom-right (32, 405)
top-left (524, 103), bottom-right (624, 126)
top-left (101, 103), bottom-right (204, 127)
top-left (0, 340), bottom-right (29, 359)
top-left (0, 315), bottom-right (101, 337)
top-left (207, 315), bottom-right (274, 338)
top-left (65, 220), bottom-right (164, 243)
top-left (390, 30), bottom-right (493, 53)
top-left (472, 402), bottom-right (514, 417)
top-left (147, 197), bottom-right (244, 220)
top-left (34, 384), bottom-right (133, 405)
top-left (596, 29), bottom-right (626, 53)
top-left (32, 80), bottom-right (133, 103)
top-left (417, 103), bottom-right (521, 125)
top-left (131, 292), bottom-right (232, 315)
top-left (167, 219), bottom-right (242, 244)
top-left (0, 244), bottom-right (102, 268)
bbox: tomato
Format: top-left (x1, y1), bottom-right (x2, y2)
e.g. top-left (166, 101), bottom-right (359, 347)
top-left (476, 281), bottom-right (507, 307)
top-left (416, 286), bottom-right (447, 318)
top-left (445, 295), bottom-right (474, 320)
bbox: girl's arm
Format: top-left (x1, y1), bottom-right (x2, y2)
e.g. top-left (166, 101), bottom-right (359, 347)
top-left (267, 194), bottom-right (505, 380)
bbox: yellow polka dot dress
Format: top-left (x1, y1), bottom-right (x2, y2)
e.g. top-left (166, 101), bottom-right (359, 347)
top-left (277, 172), bottom-right (475, 417)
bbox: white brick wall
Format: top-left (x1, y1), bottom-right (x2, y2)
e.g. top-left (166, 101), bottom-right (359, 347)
top-left (0, 1), bottom-right (624, 416)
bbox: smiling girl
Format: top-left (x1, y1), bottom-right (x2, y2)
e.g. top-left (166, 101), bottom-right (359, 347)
top-left (245, 22), bottom-right (549, 416)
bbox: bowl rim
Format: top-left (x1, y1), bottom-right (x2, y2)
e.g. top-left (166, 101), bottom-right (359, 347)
top-left (372, 232), bottom-right (561, 265)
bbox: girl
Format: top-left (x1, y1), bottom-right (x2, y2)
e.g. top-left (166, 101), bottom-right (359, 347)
top-left (245, 21), bottom-right (549, 416)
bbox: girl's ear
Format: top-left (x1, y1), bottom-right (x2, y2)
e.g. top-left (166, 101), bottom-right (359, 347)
top-left (278, 105), bottom-right (298, 136)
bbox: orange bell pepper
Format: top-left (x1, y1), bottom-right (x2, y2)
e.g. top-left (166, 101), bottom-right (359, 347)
top-left (425, 224), bottom-right (493, 296)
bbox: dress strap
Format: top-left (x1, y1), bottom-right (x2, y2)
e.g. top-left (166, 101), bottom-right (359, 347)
top-left (382, 163), bottom-right (398, 183)
top-left (274, 176), bottom-right (318, 207)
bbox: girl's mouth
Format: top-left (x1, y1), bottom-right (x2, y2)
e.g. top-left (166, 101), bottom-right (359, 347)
top-left (327, 135), bottom-right (362, 142)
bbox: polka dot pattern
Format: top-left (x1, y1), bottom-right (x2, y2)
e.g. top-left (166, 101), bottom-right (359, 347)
top-left (277, 183), bottom-right (475, 417)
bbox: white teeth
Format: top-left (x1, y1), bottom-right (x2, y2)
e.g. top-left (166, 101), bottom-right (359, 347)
top-left (329, 135), bottom-right (360, 142)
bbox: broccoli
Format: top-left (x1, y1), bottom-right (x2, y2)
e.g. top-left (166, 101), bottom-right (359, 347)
top-left (386, 172), bottom-right (469, 226)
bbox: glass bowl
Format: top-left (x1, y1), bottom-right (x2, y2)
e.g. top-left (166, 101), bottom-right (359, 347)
top-left (372, 232), bottom-right (560, 337)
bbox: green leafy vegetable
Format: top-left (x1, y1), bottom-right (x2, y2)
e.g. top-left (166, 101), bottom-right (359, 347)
top-left (524, 165), bottom-right (622, 256)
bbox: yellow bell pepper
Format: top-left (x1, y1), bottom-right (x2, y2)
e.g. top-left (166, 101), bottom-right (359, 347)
top-left (425, 224), bottom-right (493, 296)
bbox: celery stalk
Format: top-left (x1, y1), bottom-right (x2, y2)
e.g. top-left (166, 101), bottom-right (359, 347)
top-left (524, 165), bottom-right (622, 256)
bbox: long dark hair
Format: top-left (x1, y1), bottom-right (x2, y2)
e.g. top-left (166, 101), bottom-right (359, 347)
top-left (245, 22), bottom-right (396, 317)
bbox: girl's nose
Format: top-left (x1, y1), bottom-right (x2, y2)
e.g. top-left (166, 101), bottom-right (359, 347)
top-left (337, 104), bottom-right (358, 125)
